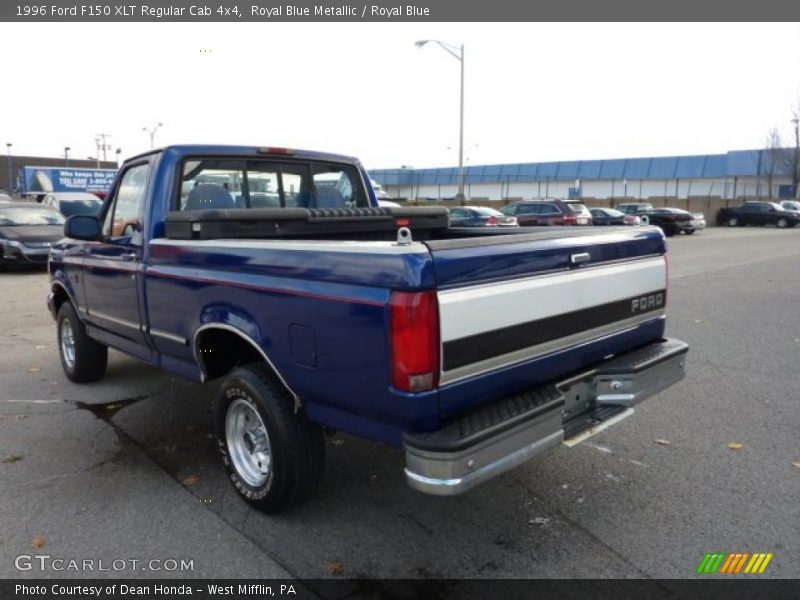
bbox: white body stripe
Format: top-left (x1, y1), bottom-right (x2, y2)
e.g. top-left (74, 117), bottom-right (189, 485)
top-left (438, 257), bottom-right (666, 342)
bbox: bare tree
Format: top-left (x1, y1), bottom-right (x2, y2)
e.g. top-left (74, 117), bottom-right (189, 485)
top-left (763, 127), bottom-right (782, 199)
top-left (770, 104), bottom-right (800, 200)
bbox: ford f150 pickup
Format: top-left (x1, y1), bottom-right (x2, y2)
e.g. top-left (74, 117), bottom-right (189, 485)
top-left (47, 145), bottom-right (688, 513)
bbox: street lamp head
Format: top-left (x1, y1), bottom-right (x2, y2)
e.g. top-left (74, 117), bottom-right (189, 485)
top-left (414, 40), bottom-right (429, 48)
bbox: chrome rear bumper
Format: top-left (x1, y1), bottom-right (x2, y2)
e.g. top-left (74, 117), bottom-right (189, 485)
top-left (404, 338), bottom-right (688, 496)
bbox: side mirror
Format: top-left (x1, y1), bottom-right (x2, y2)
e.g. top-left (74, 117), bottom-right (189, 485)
top-left (65, 215), bottom-right (101, 241)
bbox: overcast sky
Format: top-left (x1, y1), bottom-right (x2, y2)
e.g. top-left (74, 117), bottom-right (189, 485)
top-left (1, 22), bottom-right (799, 170)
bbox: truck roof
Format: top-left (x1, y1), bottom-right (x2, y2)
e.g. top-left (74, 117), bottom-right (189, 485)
top-left (124, 144), bottom-right (360, 165)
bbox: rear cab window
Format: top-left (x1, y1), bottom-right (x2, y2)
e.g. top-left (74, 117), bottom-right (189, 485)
top-left (178, 157), bottom-right (368, 211)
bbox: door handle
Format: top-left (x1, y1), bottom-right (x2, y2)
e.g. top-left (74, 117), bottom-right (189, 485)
top-left (121, 252), bottom-right (137, 261)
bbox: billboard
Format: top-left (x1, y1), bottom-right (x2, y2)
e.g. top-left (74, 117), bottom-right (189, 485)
top-left (21, 166), bottom-right (117, 194)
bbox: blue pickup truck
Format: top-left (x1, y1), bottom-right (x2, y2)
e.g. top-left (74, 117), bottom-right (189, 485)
top-left (47, 145), bottom-right (688, 513)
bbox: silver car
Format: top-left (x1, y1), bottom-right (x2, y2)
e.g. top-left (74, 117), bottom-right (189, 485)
top-left (690, 212), bottom-right (706, 230)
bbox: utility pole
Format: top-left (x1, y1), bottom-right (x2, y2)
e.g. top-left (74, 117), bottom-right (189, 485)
top-left (64, 146), bottom-right (71, 167)
top-left (5, 143), bottom-right (13, 194)
top-left (792, 112), bottom-right (799, 200)
top-left (95, 133), bottom-right (111, 163)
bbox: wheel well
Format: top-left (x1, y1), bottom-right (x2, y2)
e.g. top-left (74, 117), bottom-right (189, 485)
top-left (52, 284), bottom-right (70, 312)
top-left (195, 328), bottom-right (265, 382)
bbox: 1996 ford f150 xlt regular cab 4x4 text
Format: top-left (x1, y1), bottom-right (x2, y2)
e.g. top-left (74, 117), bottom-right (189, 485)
top-left (47, 145), bottom-right (688, 513)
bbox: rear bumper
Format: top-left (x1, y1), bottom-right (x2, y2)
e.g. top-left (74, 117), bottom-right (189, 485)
top-left (403, 338), bottom-right (688, 496)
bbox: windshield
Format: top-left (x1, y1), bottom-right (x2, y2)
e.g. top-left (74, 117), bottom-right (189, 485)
top-left (565, 203), bottom-right (588, 213)
top-left (472, 207), bottom-right (503, 217)
top-left (0, 207), bottom-right (65, 226)
top-left (60, 200), bottom-right (102, 217)
top-left (598, 208), bottom-right (623, 217)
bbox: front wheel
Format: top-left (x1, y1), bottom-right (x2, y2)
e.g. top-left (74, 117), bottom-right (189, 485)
top-left (727, 216), bottom-right (739, 227)
top-left (57, 303), bottom-right (107, 383)
top-left (685, 229), bottom-right (695, 235)
top-left (776, 218), bottom-right (788, 228)
top-left (215, 364), bottom-right (325, 513)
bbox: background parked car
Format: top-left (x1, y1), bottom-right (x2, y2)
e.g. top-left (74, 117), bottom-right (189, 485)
top-left (0, 203), bottom-right (65, 269)
top-left (690, 211), bottom-right (706, 230)
top-left (779, 200), bottom-right (800, 213)
top-left (41, 192), bottom-right (104, 218)
top-left (638, 207), bottom-right (695, 236)
top-left (589, 207), bottom-right (640, 226)
top-left (717, 202), bottom-right (800, 228)
top-left (449, 206), bottom-right (518, 227)
top-left (501, 200), bottom-right (592, 226)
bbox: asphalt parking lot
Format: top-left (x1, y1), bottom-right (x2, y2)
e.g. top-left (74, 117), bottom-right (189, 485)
top-left (1, 227), bottom-right (799, 586)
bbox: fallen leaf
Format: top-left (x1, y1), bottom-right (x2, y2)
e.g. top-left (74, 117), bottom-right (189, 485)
top-left (104, 403), bottom-right (122, 411)
top-left (181, 475), bottom-right (200, 486)
top-left (791, 461), bottom-right (800, 470)
top-left (727, 442), bottom-right (744, 450)
top-left (27, 367), bottom-right (41, 373)
top-left (35, 345), bottom-right (46, 350)
top-left (529, 517), bottom-right (550, 527)
top-left (327, 562), bottom-right (346, 575)
top-left (2, 454), bottom-right (24, 464)
top-left (31, 535), bottom-right (46, 549)
top-left (654, 439), bottom-right (672, 446)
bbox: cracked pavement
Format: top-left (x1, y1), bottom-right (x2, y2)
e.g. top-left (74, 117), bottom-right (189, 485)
top-left (0, 227), bottom-right (798, 587)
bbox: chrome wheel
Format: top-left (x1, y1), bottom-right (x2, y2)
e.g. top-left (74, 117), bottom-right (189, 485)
top-left (60, 319), bottom-right (76, 370)
top-left (225, 397), bottom-right (271, 487)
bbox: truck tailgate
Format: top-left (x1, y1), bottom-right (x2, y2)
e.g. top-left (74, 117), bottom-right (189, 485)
top-left (424, 227), bottom-right (668, 414)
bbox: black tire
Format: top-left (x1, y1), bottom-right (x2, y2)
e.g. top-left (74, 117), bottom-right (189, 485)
top-left (685, 229), bottom-right (695, 235)
top-left (776, 218), bottom-right (788, 228)
top-left (214, 364), bottom-right (325, 513)
top-left (726, 216), bottom-right (739, 227)
top-left (57, 302), bottom-right (108, 383)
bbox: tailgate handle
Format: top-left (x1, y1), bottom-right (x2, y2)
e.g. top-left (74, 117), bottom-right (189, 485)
top-left (570, 252), bottom-right (591, 265)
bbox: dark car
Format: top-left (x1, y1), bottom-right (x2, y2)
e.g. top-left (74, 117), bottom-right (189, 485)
top-left (0, 203), bottom-right (65, 269)
top-left (718, 202), bottom-right (800, 228)
top-left (448, 206), bottom-right (518, 227)
top-left (501, 200), bottom-right (592, 226)
top-left (638, 207), bottom-right (695, 236)
top-left (42, 192), bottom-right (104, 217)
top-left (589, 207), bottom-right (640, 226)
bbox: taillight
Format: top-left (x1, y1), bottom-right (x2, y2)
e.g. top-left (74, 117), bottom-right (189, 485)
top-left (563, 215), bottom-right (577, 225)
top-left (389, 290), bottom-right (440, 392)
top-left (486, 216), bottom-right (497, 226)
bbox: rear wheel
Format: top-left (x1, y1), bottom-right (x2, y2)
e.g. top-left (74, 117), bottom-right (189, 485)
top-left (57, 303), bottom-right (107, 383)
top-left (214, 364), bottom-right (325, 513)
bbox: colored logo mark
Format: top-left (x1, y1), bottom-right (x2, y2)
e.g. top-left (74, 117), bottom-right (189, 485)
top-left (696, 552), bottom-right (773, 574)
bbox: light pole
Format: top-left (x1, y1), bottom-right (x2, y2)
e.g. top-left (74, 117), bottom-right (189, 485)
top-left (142, 122), bottom-right (163, 149)
top-left (416, 39), bottom-right (465, 205)
top-left (115, 148), bottom-right (122, 168)
top-left (5, 143), bottom-right (12, 194)
top-left (64, 146), bottom-right (71, 167)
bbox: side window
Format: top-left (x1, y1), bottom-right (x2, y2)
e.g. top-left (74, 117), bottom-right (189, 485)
top-left (519, 204), bottom-right (537, 215)
top-left (540, 203), bottom-right (559, 215)
top-left (450, 208), bottom-right (467, 219)
top-left (102, 163), bottom-right (150, 239)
